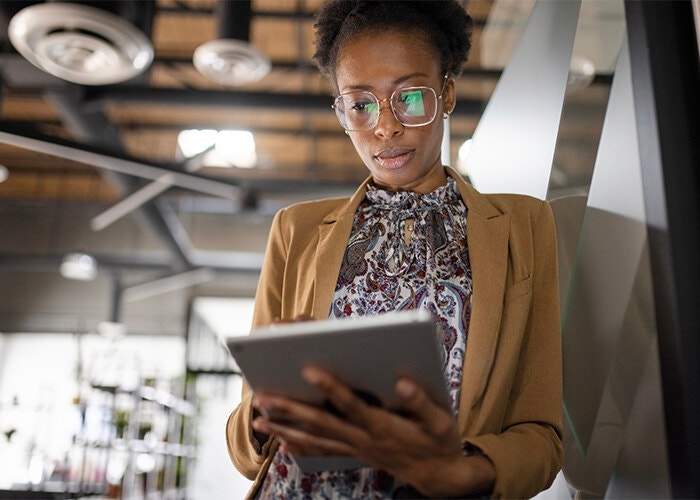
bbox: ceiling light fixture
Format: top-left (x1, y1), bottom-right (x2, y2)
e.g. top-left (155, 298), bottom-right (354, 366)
top-left (193, 39), bottom-right (270, 86)
top-left (8, 2), bottom-right (153, 85)
top-left (215, 130), bottom-right (257, 168)
top-left (193, 0), bottom-right (270, 87)
top-left (177, 129), bottom-right (218, 159)
top-left (60, 252), bottom-right (98, 281)
top-left (567, 55), bottom-right (597, 92)
top-left (178, 129), bottom-right (258, 169)
top-left (97, 321), bottom-right (127, 340)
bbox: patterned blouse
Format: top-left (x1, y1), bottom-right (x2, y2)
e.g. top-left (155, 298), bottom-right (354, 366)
top-left (257, 177), bottom-right (473, 499)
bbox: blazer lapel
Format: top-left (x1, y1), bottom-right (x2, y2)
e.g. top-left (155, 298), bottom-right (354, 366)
top-left (311, 179), bottom-right (371, 319)
top-left (449, 170), bottom-right (510, 428)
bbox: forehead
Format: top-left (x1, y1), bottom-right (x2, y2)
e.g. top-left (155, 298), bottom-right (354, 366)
top-left (334, 29), bottom-right (440, 90)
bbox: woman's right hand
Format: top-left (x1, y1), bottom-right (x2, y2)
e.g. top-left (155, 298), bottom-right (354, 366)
top-left (249, 313), bottom-right (315, 449)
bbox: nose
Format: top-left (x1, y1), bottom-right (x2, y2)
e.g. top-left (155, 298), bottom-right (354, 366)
top-left (374, 99), bottom-right (403, 139)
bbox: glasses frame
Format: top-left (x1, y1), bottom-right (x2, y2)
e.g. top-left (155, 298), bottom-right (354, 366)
top-left (332, 73), bottom-right (449, 132)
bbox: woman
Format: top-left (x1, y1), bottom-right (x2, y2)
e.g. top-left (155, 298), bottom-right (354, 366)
top-left (227, 1), bottom-right (562, 498)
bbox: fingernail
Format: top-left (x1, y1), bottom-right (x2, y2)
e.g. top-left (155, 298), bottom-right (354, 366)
top-left (396, 378), bottom-right (416, 398)
top-left (302, 367), bottom-right (321, 385)
top-left (252, 419), bottom-right (268, 433)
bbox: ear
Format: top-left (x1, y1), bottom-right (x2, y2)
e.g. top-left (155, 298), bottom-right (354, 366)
top-left (443, 76), bottom-right (457, 116)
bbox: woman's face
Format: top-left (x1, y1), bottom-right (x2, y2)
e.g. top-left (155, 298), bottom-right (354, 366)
top-left (335, 29), bottom-right (455, 194)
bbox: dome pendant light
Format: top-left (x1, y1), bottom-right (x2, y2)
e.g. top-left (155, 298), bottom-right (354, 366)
top-left (60, 252), bottom-right (98, 281)
top-left (8, 2), bottom-right (154, 86)
top-left (193, 0), bottom-right (270, 86)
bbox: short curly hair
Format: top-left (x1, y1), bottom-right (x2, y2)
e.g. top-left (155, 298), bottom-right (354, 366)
top-left (312, 0), bottom-right (473, 84)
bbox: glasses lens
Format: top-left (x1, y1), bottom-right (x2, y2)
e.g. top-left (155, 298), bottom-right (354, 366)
top-left (392, 87), bottom-right (437, 126)
top-left (334, 87), bottom-right (439, 131)
top-left (334, 92), bottom-right (379, 131)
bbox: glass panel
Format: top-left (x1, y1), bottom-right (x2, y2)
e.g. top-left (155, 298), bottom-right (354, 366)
top-left (554, 29), bottom-right (670, 496)
top-left (464, 0), bottom-right (581, 198)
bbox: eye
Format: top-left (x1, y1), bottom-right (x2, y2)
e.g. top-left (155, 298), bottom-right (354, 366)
top-left (350, 99), bottom-right (377, 114)
top-left (397, 89), bottom-right (426, 117)
top-left (350, 101), bottom-right (367, 110)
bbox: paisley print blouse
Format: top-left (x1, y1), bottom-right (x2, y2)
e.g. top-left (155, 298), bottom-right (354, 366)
top-left (257, 177), bottom-right (473, 499)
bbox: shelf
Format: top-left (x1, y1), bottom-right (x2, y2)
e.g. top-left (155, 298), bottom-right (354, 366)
top-left (62, 379), bottom-right (195, 498)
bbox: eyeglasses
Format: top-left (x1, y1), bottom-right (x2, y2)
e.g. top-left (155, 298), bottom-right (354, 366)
top-left (332, 74), bottom-right (448, 132)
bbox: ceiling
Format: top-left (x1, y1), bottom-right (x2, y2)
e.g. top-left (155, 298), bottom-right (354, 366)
top-left (0, 0), bottom-right (622, 334)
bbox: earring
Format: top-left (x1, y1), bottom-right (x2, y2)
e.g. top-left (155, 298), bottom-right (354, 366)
top-left (344, 130), bottom-right (350, 135)
top-left (443, 104), bottom-right (455, 119)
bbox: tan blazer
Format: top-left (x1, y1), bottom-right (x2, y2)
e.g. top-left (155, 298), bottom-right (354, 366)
top-left (226, 167), bottom-right (563, 499)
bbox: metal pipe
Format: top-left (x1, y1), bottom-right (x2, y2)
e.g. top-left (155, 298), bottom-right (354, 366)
top-left (217, 0), bottom-right (251, 40)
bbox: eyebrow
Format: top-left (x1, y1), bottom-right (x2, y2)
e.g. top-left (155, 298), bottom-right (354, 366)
top-left (344, 72), bottom-right (430, 92)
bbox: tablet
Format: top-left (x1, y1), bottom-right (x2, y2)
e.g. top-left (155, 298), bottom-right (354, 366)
top-left (225, 309), bottom-right (451, 472)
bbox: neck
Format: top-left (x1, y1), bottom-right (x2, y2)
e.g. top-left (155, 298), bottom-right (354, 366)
top-left (373, 165), bottom-right (448, 194)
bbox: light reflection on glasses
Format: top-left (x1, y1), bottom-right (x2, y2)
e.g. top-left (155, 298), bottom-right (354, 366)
top-left (333, 74), bottom-right (448, 132)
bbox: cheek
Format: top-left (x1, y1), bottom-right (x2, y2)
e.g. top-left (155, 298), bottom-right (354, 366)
top-left (414, 125), bottom-right (441, 150)
top-left (349, 135), bottom-right (371, 157)
top-left (426, 123), bottom-right (446, 150)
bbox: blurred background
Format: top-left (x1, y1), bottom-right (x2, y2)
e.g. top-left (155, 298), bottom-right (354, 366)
top-left (1, 0), bottom-right (695, 498)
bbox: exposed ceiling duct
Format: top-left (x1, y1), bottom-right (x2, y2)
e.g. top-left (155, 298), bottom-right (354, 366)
top-left (193, 0), bottom-right (270, 86)
top-left (7, 1), bottom-right (154, 85)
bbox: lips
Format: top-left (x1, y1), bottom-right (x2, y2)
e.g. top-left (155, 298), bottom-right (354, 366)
top-left (374, 147), bottom-right (414, 168)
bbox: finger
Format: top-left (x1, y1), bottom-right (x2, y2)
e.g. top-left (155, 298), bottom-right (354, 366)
top-left (395, 378), bottom-right (456, 438)
top-left (302, 366), bottom-right (375, 428)
top-left (256, 390), bottom-right (364, 443)
top-left (255, 392), bottom-right (313, 423)
top-left (262, 419), bottom-right (356, 457)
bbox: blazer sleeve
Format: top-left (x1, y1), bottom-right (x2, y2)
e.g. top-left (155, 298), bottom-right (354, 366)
top-left (467, 201), bottom-right (564, 499)
top-left (225, 209), bottom-right (287, 479)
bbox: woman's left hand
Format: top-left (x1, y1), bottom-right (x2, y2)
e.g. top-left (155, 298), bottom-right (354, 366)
top-left (252, 366), bottom-right (495, 497)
